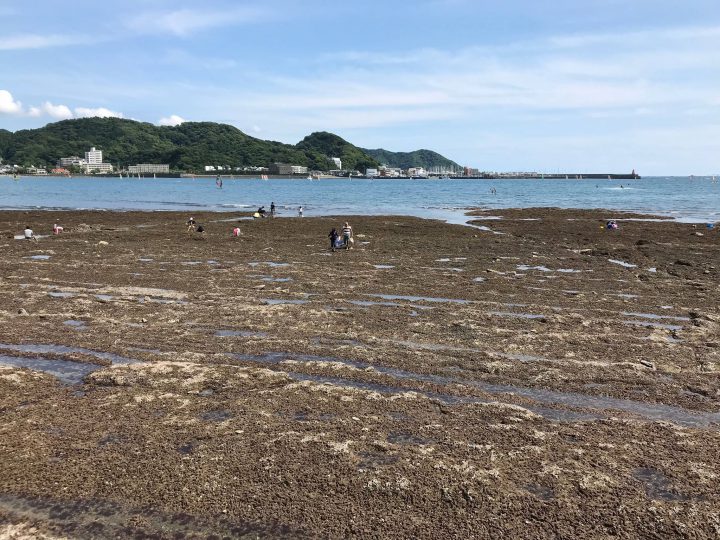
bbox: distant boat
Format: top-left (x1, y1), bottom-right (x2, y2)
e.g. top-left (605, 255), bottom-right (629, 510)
top-left (608, 175), bottom-right (611, 180)
top-left (153, 173), bottom-right (157, 179)
top-left (307, 175), bottom-right (313, 180)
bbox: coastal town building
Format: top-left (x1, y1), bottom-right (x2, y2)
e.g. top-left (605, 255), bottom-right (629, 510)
top-left (128, 163), bottom-right (170, 174)
top-left (26, 166), bottom-right (48, 175)
top-left (57, 156), bottom-right (86, 167)
top-left (331, 157), bottom-right (342, 169)
top-left (80, 147), bottom-right (113, 173)
top-left (270, 163), bottom-right (308, 175)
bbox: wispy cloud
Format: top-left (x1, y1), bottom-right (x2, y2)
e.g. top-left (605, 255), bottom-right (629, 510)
top-left (0, 34), bottom-right (96, 50)
top-left (128, 6), bottom-right (268, 36)
top-left (158, 114), bottom-right (185, 126)
top-left (75, 107), bottom-right (123, 119)
top-left (28, 102), bottom-right (73, 120)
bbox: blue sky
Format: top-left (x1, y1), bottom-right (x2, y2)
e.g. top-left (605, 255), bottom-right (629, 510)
top-left (1, 0), bottom-right (719, 174)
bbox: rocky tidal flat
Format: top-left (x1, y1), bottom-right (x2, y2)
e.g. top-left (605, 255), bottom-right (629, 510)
top-left (0, 208), bottom-right (719, 538)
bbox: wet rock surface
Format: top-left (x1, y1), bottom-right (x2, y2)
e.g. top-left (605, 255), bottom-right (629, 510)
top-left (0, 208), bottom-right (719, 538)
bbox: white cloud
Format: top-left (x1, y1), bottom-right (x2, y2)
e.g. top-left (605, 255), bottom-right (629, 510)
top-left (0, 90), bottom-right (23, 114)
top-left (158, 114), bottom-right (185, 126)
top-left (75, 107), bottom-right (123, 118)
top-left (28, 102), bottom-right (73, 120)
top-left (0, 34), bottom-right (95, 50)
top-left (129, 7), bottom-right (267, 36)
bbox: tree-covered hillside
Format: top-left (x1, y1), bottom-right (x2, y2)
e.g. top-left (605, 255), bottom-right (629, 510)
top-left (2, 118), bottom-right (314, 171)
top-left (296, 132), bottom-right (378, 172)
top-left (0, 129), bottom-right (11, 161)
top-left (362, 148), bottom-right (460, 170)
top-left (0, 118), bottom-right (456, 174)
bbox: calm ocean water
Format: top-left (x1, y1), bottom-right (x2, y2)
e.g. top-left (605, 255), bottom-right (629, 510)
top-left (0, 176), bottom-right (717, 224)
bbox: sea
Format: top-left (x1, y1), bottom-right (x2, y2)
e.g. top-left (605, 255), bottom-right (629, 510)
top-left (0, 176), bottom-right (718, 225)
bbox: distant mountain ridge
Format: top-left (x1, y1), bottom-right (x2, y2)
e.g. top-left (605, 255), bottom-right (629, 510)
top-left (362, 148), bottom-right (460, 170)
top-left (0, 118), bottom-right (458, 173)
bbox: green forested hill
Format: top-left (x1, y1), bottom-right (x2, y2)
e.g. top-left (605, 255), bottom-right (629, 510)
top-left (3, 118), bottom-right (312, 171)
top-left (296, 132), bottom-right (378, 172)
top-left (0, 129), bottom-right (11, 160)
top-left (362, 148), bottom-right (460, 170)
top-left (0, 118), bottom-right (456, 173)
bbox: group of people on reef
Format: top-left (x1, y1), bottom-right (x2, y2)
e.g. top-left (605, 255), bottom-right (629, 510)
top-left (21, 223), bottom-right (64, 241)
top-left (253, 202), bottom-right (304, 219)
top-left (328, 222), bottom-right (354, 251)
top-left (183, 213), bottom-right (354, 250)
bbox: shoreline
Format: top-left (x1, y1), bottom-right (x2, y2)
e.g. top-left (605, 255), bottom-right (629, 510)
top-left (1, 208), bottom-right (719, 537)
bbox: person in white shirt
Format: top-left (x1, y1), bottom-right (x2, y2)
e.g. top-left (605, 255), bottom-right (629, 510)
top-left (341, 222), bottom-right (353, 250)
top-left (24, 226), bottom-right (37, 241)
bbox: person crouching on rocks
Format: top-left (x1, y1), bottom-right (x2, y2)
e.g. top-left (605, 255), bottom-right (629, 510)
top-left (24, 226), bottom-right (37, 241)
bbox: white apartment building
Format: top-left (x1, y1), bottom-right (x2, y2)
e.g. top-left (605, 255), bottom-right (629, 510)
top-left (128, 164), bottom-right (170, 174)
top-left (331, 157), bottom-right (342, 169)
top-left (85, 147), bottom-right (103, 165)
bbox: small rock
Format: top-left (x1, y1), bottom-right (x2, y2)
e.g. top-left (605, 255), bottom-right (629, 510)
top-left (140, 318), bottom-right (148, 323)
top-left (639, 360), bottom-right (655, 370)
top-left (17, 308), bottom-right (28, 315)
top-left (97, 241), bottom-right (109, 246)
top-left (694, 232), bottom-right (704, 237)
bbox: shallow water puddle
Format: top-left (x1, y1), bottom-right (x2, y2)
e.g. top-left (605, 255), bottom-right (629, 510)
top-left (249, 261), bottom-right (290, 268)
top-left (0, 354), bottom-right (99, 384)
top-left (374, 265), bottom-right (395, 269)
top-left (369, 294), bottom-right (471, 304)
top-left (349, 300), bottom-right (435, 311)
top-left (525, 484), bottom-right (556, 501)
top-left (624, 321), bottom-right (684, 331)
top-left (63, 320), bottom-right (87, 330)
top-left (231, 351), bottom-right (720, 427)
top-left (0, 493), bottom-right (283, 538)
top-left (387, 431), bottom-right (434, 446)
top-left (262, 299), bottom-right (309, 305)
top-left (489, 311), bottom-right (546, 320)
top-left (517, 265), bottom-right (552, 272)
top-left (0, 343), bottom-right (137, 366)
top-left (95, 294), bottom-right (114, 301)
top-left (608, 259), bottom-right (638, 268)
top-left (48, 291), bottom-right (75, 298)
top-left (215, 329), bottom-right (269, 338)
top-left (25, 254), bottom-right (52, 260)
top-left (633, 468), bottom-right (690, 501)
top-left (622, 312), bottom-right (690, 322)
